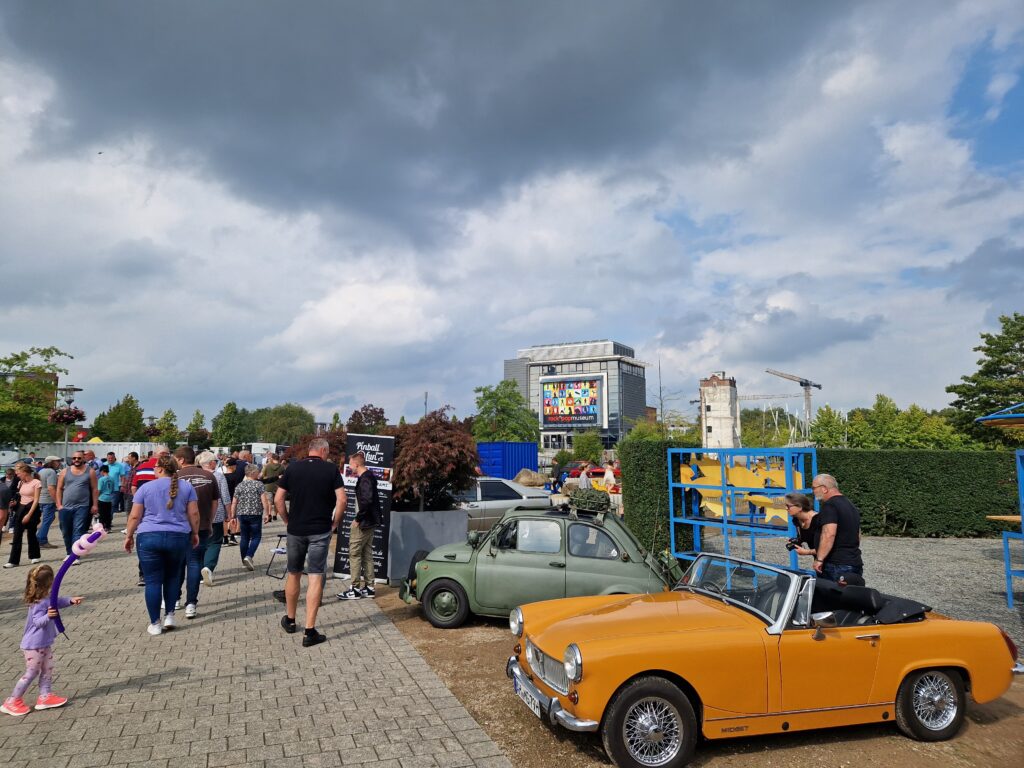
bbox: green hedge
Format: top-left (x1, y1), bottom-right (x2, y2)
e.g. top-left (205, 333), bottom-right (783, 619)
top-left (818, 448), bottom-right (1018, 537)
top-left (618, 441), bottom-right (692, 553)
top-left (620, 443), bottom-right (1020, 541)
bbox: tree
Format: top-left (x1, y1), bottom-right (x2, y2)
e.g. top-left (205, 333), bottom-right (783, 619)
top-left (472, 380), bottom-right (539, 443)
top-left (947, 313), bottom-right (1024, 448)
top-left (256, 403), bottom-right (316, 444)
top-left (618, 419), bottom-right (669, 443)
top-left (572, 430), bottom-right (604, 464)
top-left (392, 407), bottom-right (478, 511)
top-left (347, 404), bottom-right (387, 435)
top-left (810, 405), bottom-right (847, 448)
top-left (154, 409), bottom-right (180, 447)
top-left (552, 449), bottom-right (574, 476)
top-left (211, 402), bottom-right (247, 447)
top-left (739, 407), bottom-right (793, 448)
top-left (91, 394), bottom-right (147, 441)
top-left (184, 409), bottom-right (211, 448)
top-left (0, 346), bottom-right (70, 445)
top-left (284, 429), bottom-right (348, 462)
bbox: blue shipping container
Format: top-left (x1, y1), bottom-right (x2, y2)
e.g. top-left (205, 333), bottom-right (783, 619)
top-left (477, 442), bottom-right (538, 480)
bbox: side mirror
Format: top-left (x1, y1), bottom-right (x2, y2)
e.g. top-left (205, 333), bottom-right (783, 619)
top-left (467, 531), bottom-right (482, 547)
top-left (810, 611), bottom-right (837, 641)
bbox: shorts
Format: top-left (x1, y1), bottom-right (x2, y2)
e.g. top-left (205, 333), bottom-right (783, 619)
top-left (286, 531), bottom-right (331, 575)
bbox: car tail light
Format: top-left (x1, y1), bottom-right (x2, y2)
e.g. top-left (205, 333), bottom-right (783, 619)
top-left (999, 628), bottom-right (1019, 660)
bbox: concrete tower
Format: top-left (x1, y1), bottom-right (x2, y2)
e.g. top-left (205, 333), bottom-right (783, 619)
top-left (700, 372), bottom-right (740, 449)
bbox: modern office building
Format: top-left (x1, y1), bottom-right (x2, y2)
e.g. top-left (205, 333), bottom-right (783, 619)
top-left (504, 340), bottom-right (648, 450)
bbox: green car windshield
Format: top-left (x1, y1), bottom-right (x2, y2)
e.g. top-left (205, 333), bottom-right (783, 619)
top-left (677, 556), bottom-right (794, 624)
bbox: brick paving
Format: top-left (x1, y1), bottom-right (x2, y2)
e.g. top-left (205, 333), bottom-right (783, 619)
top-left (0, 520), bottom-right (512, 768)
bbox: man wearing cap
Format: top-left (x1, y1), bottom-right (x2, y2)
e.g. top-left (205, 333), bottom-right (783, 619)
top-left (35, 457), bottom-right (62, 549)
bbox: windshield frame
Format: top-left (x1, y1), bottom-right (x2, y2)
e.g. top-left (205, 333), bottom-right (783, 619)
top-left (675, 553), bottom-right (799, 635)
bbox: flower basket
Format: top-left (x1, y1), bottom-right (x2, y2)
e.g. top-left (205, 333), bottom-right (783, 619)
top-left (48, 406), bottom-right (86, 425)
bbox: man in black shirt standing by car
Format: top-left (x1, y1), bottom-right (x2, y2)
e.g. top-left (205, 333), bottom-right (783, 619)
top-left (811, 473), bottom-right (864, 582)
top-left (337, 451), bottom-right (379, 601)
top-left (274, 438), bottom-right (346, 647)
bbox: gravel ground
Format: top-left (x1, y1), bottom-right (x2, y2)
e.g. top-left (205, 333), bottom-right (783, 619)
top-left (693, 531), bottom-right (1024, 647)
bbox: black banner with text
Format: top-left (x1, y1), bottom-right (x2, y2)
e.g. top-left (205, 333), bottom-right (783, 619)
top-left (332, 433), bottom-right (395, 582)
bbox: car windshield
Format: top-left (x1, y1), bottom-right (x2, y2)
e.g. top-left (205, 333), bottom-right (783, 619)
top-left (677, 556), bottom-right (792, 624)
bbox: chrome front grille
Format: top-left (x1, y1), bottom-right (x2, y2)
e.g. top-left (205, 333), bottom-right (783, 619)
top-left (526, 639), bottom-right (568, 694)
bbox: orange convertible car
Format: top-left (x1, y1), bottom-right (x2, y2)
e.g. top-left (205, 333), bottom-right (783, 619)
top-left (507, 553), bottom-right (1022, 768)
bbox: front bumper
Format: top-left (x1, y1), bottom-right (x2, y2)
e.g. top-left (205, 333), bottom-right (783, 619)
top-left (506, 656), bottom-right (599, 733)
top-left (1013, 662), bottom-right (1024, 675)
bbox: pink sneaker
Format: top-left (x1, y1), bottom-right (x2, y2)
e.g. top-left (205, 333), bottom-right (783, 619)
top-left (0, 697), bottom-right (30, 716)
top-left (34, 694), bottom-right (68, 710)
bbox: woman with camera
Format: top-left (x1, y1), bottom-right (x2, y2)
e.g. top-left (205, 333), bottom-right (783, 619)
top-left (784, 492), bottom-right (819, 558)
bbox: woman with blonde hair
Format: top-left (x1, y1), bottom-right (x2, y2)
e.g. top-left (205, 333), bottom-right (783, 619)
top-left (123, 455), bottom-right (199, 636)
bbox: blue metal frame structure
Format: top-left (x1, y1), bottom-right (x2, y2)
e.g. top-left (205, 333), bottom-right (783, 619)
top-left (667, 447), bottom-right (818, 570)
top-left (1000, 450), bottom-right (1024, 609)
top-left (974, 405), bottom-right (1024, 609)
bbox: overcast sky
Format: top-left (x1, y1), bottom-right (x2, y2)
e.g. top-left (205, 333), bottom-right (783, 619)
top-left (1, 1), bottom-right (1022, 428)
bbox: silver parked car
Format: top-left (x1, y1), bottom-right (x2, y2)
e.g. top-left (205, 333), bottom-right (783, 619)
top-left (454, 477), bottom-right (552, 531)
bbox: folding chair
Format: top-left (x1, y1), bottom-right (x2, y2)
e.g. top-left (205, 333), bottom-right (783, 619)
top-left (265, 533), bottom-right (288, 580)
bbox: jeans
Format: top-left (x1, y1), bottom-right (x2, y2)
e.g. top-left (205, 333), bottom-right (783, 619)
top-left (237, 516), bottom-right (262, 560)
top-left (97, 501), bottom-right (113, 532)
top-left (58, 505), bottom-right (91, 555)
top-left (136, 531), bottom-right (190, 624)
top-left (822, 562), bottom-right (864, 583)
top-left (204, 522), bottom-right (224, 571)
top-left (8, 505), bottom-right (40, 565)
top-left (36, 503), bottom-right (57, 545)
top-left (111, 491), bottom-right (124, 515)
top-left (180, 530), bottom-right (210, 605)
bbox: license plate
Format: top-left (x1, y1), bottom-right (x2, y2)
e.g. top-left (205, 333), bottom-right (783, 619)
top-left (513, 677), bottom-right (542, 719)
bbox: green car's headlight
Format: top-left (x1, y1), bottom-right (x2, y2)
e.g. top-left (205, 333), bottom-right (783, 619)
top-left (563, 643), bottom-right (582, 683)
top-left (510, 607), bottom-right (524, 638)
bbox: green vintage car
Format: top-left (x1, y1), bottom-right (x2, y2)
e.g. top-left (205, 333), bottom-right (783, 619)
top-left (399, 505), bottom-right (683, 628)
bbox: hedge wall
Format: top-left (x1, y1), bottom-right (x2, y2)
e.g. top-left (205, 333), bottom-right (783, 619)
top-left (619, 443), bottom-right (1020, 542)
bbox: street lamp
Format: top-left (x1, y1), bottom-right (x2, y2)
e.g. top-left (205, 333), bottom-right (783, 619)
top-left (57, 385), bottom-right (83, 462)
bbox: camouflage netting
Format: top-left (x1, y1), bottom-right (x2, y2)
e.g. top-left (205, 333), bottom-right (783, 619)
top-left (513, 468), bottom-right (548, 487)
top-left (570, 487), bottom-right (611, 513)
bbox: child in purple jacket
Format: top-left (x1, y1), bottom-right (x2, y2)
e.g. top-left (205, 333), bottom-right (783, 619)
top-left (1, 565), bottom-right (83, 717)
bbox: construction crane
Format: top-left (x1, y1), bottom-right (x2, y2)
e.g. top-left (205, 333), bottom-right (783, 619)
top-left (737, 393), bottom-right (802, 401)
top-left (765, 369), bottom-right (822, 439)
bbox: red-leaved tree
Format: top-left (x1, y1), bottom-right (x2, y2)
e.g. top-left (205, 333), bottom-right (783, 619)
top-left (392, 407), bottom-right (478, 510)
top-left (283, 429), bottom-right (348, 463)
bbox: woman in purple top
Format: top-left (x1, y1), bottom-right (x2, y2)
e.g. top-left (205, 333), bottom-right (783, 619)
top-left (124, 455), bottom-right (199, 636)
top-left (1, 565), bottom-right (83, 717)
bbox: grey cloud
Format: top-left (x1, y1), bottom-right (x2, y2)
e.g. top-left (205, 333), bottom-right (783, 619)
top-left (2, 1), bottom-right (844, 241)
top-left (916, 238), bottom-right (1024, 320)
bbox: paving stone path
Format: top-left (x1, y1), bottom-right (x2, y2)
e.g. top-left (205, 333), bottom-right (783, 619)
top-left (0, 521), bottom-right (512, 768)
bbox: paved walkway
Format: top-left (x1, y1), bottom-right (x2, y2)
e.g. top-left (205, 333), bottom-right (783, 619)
top-left (0, 521), bottom-right (512, 768)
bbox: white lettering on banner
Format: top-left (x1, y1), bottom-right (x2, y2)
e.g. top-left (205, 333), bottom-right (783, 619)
top-left (355, 441), bottom-right (384, 464)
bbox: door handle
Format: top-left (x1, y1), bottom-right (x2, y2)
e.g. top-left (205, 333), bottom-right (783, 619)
top-left (549, 561), bottom-right (565, 568)
top-left (856, 634), bottom-right (880, 642)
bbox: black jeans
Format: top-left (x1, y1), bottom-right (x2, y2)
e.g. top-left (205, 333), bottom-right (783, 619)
top-left (9, 504), bottom-right (40, 565)
top-left (97, 500), bottom-right (113, 532)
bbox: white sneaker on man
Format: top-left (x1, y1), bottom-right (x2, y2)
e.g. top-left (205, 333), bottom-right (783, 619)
top-left (201, 566), bottom-right (214, 587)
top-left (242, 556), bottom-right (254, 571)
top-left (30, 558), bottom-right (41, 564)
top-left (163, 612), bottom-right (176, 630)
top-left (147, 622), bottom-right (163, 636)
top-left (185, 603), bottom-right (197, 619)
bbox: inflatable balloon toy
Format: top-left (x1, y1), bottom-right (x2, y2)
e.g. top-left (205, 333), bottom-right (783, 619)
top-left (49, 523), bottom-right (108, 636)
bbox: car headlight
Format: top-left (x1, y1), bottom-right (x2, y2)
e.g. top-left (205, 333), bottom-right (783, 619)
top-left (509, 607), bottom-right (524, 638)
top-left (563, 643), bottom-right (582, 683)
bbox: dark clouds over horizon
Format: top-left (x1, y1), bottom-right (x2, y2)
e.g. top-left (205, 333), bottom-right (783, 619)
top-left (0, 1), bottom-right (1022, 427)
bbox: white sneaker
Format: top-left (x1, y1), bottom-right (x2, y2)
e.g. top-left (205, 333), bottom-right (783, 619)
top-left (185, 603), bottom-right (197, 619)
top-left (163, 613), bottom-right (176, 630)
top-left (2, 563), bottom-right (14, 569)
top-left (174, 600), bottom-right (180, 610)
top-left (30, 558), bottom-right (41, 564)
top-left (243, 556), bottom-right (254, 571)
top-left (147, 622), bottom-right (163, 636)
top-left (201, 567), bottom-right (214, 587)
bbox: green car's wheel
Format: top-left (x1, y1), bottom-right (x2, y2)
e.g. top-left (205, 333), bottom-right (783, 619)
top-left (602, 676), bottom-right (697, 768)
top-left (422, 578), bottom-right (470, 629)
top-left (895, 668), bottom-right (965, 741)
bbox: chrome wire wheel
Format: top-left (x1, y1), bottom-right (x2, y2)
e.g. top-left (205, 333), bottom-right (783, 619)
top-left (622, 696), bottom-right (682, 767)
top-left (911, 672), bottom-right (958, 731)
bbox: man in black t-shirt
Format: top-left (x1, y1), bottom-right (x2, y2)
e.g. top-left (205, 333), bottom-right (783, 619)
top-left (274, 438), bottom-right (346, 647)
top-left (811, 474), bottom-right (864, 582)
